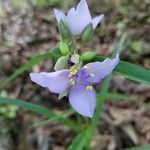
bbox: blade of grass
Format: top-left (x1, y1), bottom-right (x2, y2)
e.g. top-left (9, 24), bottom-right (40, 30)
top-left (124, 145), bottom-right (150, 150)
top-left (67, 132), bottom-right (86, 150)
top-left (94, 56), bottom-right (150, 85)
top-left (32, 108), bottom-right (74, 127)
top-left (0, 96), bottom-right (80, 132)
top-left (0, 48), bottom-right (61, 90)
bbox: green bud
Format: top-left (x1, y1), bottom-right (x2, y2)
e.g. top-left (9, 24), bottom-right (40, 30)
top-left (60, 38), bottom-right (70, 55)
top-left (81, 51), bottom-right (96, 62)
top-left (59, 20), bottom-right (70, 38)
top-left (54, 56), bottom-right (68, 71)
top-left (71, 53), bottom-right (80, 64)
top-left (81, 24), bottom-right (93, 42)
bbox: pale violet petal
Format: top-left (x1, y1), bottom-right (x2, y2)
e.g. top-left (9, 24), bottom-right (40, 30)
top-left (69, 83), bottom-right (96, 118)
top-left (30, 70), bottom-right (70, 94)
top-left (91, 14), bottom-right (104, 29)
top-left (84, 54), bottom-right (120, 84)
top-left (54, 9), bottom-right (66, 23)
top-left (76, 0), bottom-right (91, 23)
top-left (66, 0), bottom-right (91, 35)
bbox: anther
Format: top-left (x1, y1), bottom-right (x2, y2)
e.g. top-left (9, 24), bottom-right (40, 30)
top-left (90, 73), bottom-right (95, 77)
top-left (69, 72), bottom-right (73, 77)
top-left (69, 79), bottom-right (75, 85)
top-left (84, 66), bottom-right (89, 70)
top-left (86, 85), bottom-right (93, 90)
top-left (69, 69), bottom-right (78, 77)
top-left (72, 69), bottom-right (77, 74)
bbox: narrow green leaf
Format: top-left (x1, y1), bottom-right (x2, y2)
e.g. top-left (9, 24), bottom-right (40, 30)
top-left (0, 48), bottom-right (60, 90)
top-left (0, 96), bottom-right (79, 132)
top-left (32, 109), bottom-right (74, 127)
top-left (124, 145), bottom-right (150, 150)
top-left (67, 132), bottom-right (85, 150)
top-left (97, 93), bottom-right (130, 100)
top-left (115, 61), bottom-right (150, 85)
top-left (94, 56), bottom-right (150, 85)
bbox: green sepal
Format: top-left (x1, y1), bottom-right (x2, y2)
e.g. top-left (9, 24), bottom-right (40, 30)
top-left (81, 24), bottom-right (93, 42)
top-left (71, 53), bottom-right (80, 64)
top-left (59, 88), bottom-right (69, 99)
top-left (59, 20), bottom-right (70, 38)
top-left (81, 51), bottom-right (96, 62)
top-left (60, 38), bottom-right (70, 55)
top-left (54, 56), bottom-right (68, 71)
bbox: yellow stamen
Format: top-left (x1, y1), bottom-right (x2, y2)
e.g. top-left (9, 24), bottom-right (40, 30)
top-left (86, 85), bottom-right (93, 90)
top-left (69, 72), bottom-right (73, 77)
top-left (72, 69), bottom-right (78, 74)
top-left (90, 73), bottom-right (95, 77)
top-left (84, 66), bottom-right (89, 70)
top-left (69, 79), bottom-right (75, 85)
top-left (69, 69), bottom-right (78, 77)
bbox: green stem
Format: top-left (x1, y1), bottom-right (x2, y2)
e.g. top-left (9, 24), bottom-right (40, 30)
top-left (85, 33), bottom-right (128, 148)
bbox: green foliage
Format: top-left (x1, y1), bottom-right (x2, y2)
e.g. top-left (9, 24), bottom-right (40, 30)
top-left (59, 21), bottom-right (70, 39)
top-left (0, 96), bottom-right (80, 132)
top-left (54, 56), bottom-right (68, 70)
top-left (81, 51), bottom-right (96, 62)
top-left (94, 56), bottom-right (150, 85)
top-left (0, 105), bottom-right (18, 119)
top-left (71, 53), bottom-right (80, 64)
top-left (130, 41), bottom-right (143, 53)
top-left (124, 145), bottom-right (150, 150)
top-left (81, 24), bottom-right (93, 42)
top-left (0, 48), bottom-right (59, 90)
top-left (67, 132), bottom-right (85, 150)
top-left (60, 38), bottom-right (70, 55)
top-left (32, 109), bottom-right (74, 127)
top-left (30, 0), bottom-right (63, 8)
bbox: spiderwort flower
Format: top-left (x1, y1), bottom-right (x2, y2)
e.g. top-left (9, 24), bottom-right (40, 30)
top-left (30, 55), bottom-right (119, 118)
top-left (54, 0), bottom-right (104, 36)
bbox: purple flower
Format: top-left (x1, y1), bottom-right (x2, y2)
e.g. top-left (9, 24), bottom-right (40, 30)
top-left (30, 55), bottom-right (119, 118)
top-left (54, 0), bottom-right (104, 35)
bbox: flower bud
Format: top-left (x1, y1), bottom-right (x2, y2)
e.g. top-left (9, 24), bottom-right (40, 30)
top-left (71, 53), bottom-right (80, 64)
top-left (60, 38), bottom-right (70, 55)
top-left (81, 24), bottom-right (93, 42)
top-left (81, 51), bottom-right (96, 62)
top-left (59, 20), bottom-right (70, 38)
top-left (54, 56), bottom-right (68, 71)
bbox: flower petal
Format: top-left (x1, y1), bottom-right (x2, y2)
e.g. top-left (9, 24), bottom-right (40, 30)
top-left (84, 54), bottom-right (119, 84)
top-left (30, 70), bottom-right (70, 93)
top-left (76, 0), bottom-right (91, 22)
top-left (54, 9), bottom-right (66, 23)
top-left (67, 0), bottom-right (91, 35)
top-left (69, 83), bottom-right (96, 118)
top-left (92, 14), bottom-right (104, 29)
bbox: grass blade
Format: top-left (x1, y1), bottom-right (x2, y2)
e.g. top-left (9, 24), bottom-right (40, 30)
top-left (67, 132), bottom-right (85, 150)
top-left (124, 145), bottom-right (150, 150)
top-left (32, 108), bottom-right (74, 127)
top-left (0, 48), bottom-right (61, 90)
top-left (0, 96), bottom-right (79, 132)
top-left (94, 57), bottom-right (150, 86)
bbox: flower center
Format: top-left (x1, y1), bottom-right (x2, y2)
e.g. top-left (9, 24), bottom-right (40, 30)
top-left (68, 66), bottom-right (95, 87)
top-left (86, 85), bottom-right (93, 90)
